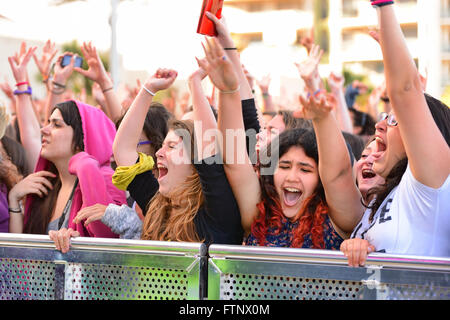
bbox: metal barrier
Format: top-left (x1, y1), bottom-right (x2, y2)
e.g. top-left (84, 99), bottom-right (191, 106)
top-left (1, 234), bottom-right (449, 300)
top-left (0, 233), bottom-right (206, 300)
top-left (208, 245), bottom-right (450, 300)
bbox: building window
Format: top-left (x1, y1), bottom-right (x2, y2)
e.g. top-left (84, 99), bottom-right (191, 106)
top-left (342, 0), bottom-right (358, 18)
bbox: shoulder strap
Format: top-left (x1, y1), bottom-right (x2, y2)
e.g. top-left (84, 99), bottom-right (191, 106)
top-left (58, 178), bottom-right (79, 230)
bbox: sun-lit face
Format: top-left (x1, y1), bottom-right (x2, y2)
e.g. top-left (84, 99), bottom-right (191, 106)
top-left (273, 146), bottom-right (319, 219)
top-left (356, 140), bottom-right (385, 199)
top-left (372, 112), bottom-right (406, 178)
top-left (155, 130), bottom-right (194, 197)
top-left (40, 108), bottom-right (76, 162)
top-left (256, 115), bottom-right (286, 152)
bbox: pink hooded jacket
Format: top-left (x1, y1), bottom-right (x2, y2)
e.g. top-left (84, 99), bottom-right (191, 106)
top-left (24, 100), bottom-right (127, 237)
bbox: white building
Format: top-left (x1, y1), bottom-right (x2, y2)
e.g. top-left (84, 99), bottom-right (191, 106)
top-left (225, 0), bottom-right (450, 105)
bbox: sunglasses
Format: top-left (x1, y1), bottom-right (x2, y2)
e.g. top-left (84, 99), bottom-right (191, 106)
top-left (378, 112), bottom-right (398, 127)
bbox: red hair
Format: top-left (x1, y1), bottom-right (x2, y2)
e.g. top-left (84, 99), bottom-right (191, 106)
top-left (251, 193), bottom-right (328, 249)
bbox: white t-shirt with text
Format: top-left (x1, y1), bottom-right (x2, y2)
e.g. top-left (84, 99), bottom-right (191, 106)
top-left (352, 165), bottom-right (450, 257)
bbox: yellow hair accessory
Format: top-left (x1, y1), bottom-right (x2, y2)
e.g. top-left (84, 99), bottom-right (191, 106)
top-left (112, 152), bottom-right (155, 190)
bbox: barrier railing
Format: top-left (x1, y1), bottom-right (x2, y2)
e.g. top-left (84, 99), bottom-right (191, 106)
top-left (208, 245), bottom-right (450, 300)
top-left (1, 234), bottom-right (449, 300)
top-left (0, 233), bottom-right (206, 300)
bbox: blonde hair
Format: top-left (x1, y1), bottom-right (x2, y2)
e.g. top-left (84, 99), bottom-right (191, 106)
top-left (141, 120), bottom-right (205, 242)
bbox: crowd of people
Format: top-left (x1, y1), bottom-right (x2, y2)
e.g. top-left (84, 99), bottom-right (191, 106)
top-left (0, 1), bottom-right (449, 268)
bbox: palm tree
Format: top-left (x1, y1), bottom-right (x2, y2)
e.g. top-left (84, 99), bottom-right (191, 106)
top-left (51, 0), bottom-right (121, 88)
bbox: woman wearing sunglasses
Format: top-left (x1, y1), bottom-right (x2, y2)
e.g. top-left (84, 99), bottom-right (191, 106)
top-left (340, 1), bottom-right (450, 267)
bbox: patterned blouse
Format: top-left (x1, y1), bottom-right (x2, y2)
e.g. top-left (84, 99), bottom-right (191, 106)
top-left (245, 215), bottom-right (343, 249)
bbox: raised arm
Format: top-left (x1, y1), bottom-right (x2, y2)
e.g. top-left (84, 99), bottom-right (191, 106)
top-left (375, 2), bottom-right (450, 187)
top-left (75, 42), bottom-right (123, 123)
top-left (43, 52), bottom-right (77, 122)
top-left (113, 68), bottom-right (177, 167)
top-left (198, 37), bottom-right (260, 233)
top-left (188, 64), bottom-right (218, 160)
top-left (295, 44), bottom-right (324, 96)
top-left (328, 72), bottom-right (353, 133)
top-left (205, 12), bottom-right (253, 100)
top-left (32, 39), bottom-right (58, 92)
top-left (256, 74), bottom-right (276, 114)
top-left (8, 44), bottom-right (41, 172)
top-left (296, 95), bottom-right (364, 235)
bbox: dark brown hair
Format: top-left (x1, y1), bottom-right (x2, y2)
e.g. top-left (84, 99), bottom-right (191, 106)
top-left (24, 101), bottom-right (84, 234)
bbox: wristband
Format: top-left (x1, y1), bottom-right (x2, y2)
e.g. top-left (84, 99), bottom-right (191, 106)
top-left (224, 47), bottom-right (237, 51)
top-left (142, 86), bottom-right (156, 96)
top-left (102, 86), bottom-right (114, 93)
top-left (52, 80), bottom-right (66, 89)
top-left (13, 86), bottom-right (32, 95)
top-left (8, 207), bottom-right (22, 213)
top-left (371, 0), bottom-right (394, 7)
top-left (51, 88), bottom-right (64, 95)
top-left (307, 89), bottom-right (324, 99)
top-left (15, 81), bottom-right (29, 87)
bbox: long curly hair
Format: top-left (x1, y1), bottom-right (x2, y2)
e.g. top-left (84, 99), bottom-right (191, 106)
top-left (140, 120), bottom-right (205, 242)
top-left (252, 128), bottom-right (329, 248)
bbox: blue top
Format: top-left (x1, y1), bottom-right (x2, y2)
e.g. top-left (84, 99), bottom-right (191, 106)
top-left (245, 214), bottom-right (343, 249)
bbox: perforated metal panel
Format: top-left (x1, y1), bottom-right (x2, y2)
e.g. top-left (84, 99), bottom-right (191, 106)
top-left (220, 273), bottom-right (365, 300)
top-left (64, 263), bottom-right (189, 300)
top-left (0, 258), bottom-right (55, 300)
top-left (385, 283), bottom-right (450, 300)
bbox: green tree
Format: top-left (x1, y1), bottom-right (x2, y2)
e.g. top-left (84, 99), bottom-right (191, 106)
top-left (60, 40), bottom-right (110, 96)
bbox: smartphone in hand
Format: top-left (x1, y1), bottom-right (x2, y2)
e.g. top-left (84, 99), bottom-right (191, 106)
top-left (60, 55), bottom-right (83, 68)
top-left (197, 0), bottom-right (224, 36)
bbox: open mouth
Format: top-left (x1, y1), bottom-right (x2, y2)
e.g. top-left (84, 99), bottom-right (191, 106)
top-left (282, 187), bottom-right (303, 207)
top-left (157, 164), bottom-right (168, 180)
top-left (375, 137), bottom-right (386, 153)
top-left (361, 169), bottom-right (376, 179)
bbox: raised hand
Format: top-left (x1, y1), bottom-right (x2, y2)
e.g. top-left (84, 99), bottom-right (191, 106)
top-left (301, 28), bottom-right (315, 53)
top-left (196, 37), bottom-right (239, 93)
top-left (8, 42), bottom-right (37, 84)
top-left (188, 64), bottom-right (208, 83)
top-left (33, 39), bottom-right (58, 81)
top-left (295, 94), bottom-right (333, 121)
top-left (205, 11), bottom-right (235, 49)
top-left (52, 52), bottom-right (77, 85)
top-left (72, 203), bottom-right (107, 227)
top-left (257, 74), bottom-right (271, 94)
top-left (0, 78), bottom-right (14, 100)
top-left (327, 72), bottom-right (345, 93)
top-left (75, 42), bottom-right (112, 90)
top-left (294, 44), bottom-right (323, 83)
top-left (143, 68), bottom-right (178, 94)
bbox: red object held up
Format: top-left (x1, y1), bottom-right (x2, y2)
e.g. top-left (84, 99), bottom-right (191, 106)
top-left (197, 0), bottom-right (224, 36)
